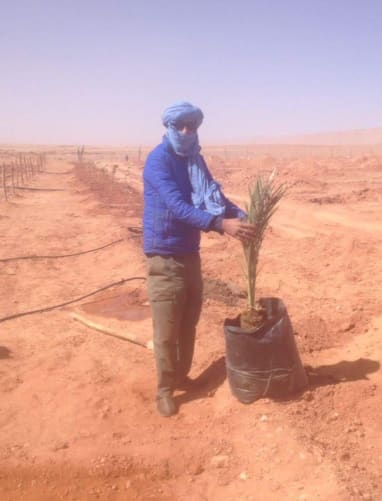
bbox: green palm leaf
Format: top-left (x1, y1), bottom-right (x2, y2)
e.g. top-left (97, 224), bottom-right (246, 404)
top-left (243, 170), bottom-right (287, 310)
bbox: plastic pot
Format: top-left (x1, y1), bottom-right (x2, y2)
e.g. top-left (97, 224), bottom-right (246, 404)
top-left (224, 297), bottom-right (308, 403)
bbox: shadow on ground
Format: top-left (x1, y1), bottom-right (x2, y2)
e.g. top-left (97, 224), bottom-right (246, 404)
top-left (176, 357), bottom-right (380, 409)
top-left (307, 358), bottom-right (380, 387)
top-left (176, 356), bottom-right (226, 405)
top-left (0, 346), bottom-right (12, 359)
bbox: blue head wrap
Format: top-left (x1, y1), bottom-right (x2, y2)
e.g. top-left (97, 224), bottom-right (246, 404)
top-left (162, 101), bottom-right (203, 157)
top-left (162, 101), bottom-right (204, 129)
top-left (161, 101), bottom-right (226, 216)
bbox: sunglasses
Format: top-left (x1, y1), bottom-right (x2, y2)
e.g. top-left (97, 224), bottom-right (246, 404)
top-left (173, 120), bottom-right (198, 132)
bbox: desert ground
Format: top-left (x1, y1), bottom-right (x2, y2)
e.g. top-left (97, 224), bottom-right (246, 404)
top-left (0, 144), bottom-right (381, 500)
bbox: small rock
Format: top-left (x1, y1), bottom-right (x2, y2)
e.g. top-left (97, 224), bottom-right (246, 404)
top-left (340, 452), bottom-right (350, 461)
top-left (52, 441), bottom-right (69, 451)
top-left (303, 391), bottom-right (314, 402)
top-left (328, 412), bottom-right (339, 422)
top-left (343, 322), bottom-right (355, 332)
top-left (239, 471), bottom-right (248, 480)
top-left (260, 415), bottom-right (268, 422)
top-left (188, 462), bottom-right (204, 476)
top-left (210, 455), bottom-right (228, 469)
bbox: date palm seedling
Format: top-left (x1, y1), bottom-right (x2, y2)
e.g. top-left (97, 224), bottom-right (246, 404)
top-left (224, 171), bottom-right (308, 403)
top-left (241, 170), bottom-right (287, 329)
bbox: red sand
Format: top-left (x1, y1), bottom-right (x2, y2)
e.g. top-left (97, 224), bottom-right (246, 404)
top-left (1, 151), bottom-right (381, 500)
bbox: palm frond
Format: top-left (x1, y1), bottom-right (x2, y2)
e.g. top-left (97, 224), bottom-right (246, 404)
top-left (243, 171), bottom-right (287, 309)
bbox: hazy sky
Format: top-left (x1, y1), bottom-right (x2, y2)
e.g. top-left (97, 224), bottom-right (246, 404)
top-left (1, 0), bottom-right (381, 145)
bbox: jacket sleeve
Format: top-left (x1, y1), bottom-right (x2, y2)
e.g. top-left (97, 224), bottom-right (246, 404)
top-left (200, 156), bottom-right (247, 219)
top-left (144, 151), bottom-right (215, 231)
top-left (221, 193), bottom-right (247, 219)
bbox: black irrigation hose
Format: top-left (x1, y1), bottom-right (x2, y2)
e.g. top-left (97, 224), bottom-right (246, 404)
top-left (0, 276), bottom-right (146, 324)
top-left (127, 226), bottom-right (143, 235)
top-left (0, 238), bottom-right (124, 263)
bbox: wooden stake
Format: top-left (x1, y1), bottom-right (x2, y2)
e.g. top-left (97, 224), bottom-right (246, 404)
top-left (70, 312), bottom-right (153, 350)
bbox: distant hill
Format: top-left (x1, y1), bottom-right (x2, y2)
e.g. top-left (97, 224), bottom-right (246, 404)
top-left (255, 127), bottom-right (382, 146)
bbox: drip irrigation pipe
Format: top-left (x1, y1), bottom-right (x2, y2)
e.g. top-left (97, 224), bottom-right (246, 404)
top-left (0, 276), bottom-right (146, 324)
top-left (0, 238), bottom-right (124, 263)
top-left (127, 226), bottom-right (143, 235)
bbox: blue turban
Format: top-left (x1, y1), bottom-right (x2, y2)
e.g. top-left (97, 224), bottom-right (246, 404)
top-left (162, 101), bottom-right (204, 129)
top-left (161, 101), bottom-right (226, 216)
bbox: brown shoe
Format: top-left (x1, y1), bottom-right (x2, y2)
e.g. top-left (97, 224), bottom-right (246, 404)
top-left (156, 395), bottom-right (178, 417)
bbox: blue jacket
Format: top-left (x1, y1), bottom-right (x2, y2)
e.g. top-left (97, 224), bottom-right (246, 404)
top-left (143, 136), bottom-right (245, 255)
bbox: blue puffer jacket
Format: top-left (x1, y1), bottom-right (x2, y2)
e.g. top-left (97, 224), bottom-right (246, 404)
top-left (143, 136), bottom-right (245, 255)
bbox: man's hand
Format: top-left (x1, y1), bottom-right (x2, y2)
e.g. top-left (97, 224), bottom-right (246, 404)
top-left (221, 218), bottom-right (257, 243)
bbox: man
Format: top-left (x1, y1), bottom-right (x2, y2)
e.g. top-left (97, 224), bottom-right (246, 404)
top-left (143, 101), bottom-right (256, 417)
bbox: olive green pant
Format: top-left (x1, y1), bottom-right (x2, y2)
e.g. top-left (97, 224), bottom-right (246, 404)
top-left (146, 253), bottom-right (203, 397)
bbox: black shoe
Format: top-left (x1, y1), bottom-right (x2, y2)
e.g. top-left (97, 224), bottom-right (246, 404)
top-left (156, 395), bottom-right (177, 417)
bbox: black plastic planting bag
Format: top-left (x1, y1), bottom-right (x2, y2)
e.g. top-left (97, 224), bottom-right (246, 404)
top-left (224, 297), bottom-right (308, 403)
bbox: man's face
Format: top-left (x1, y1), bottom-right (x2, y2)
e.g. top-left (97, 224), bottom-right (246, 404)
top-left (174, 120), bottom-right (198, 135)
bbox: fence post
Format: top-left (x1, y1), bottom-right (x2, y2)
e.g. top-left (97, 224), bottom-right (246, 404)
top-left (2, 164), bottom-right (8, 201)
top-left (11, 162), bottom-right (16, 195)
top-left (110, 165), bottom-right (118, 199)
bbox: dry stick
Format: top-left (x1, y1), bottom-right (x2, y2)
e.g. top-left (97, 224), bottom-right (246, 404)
top-left (14, 186), bottom-right (66, 192)
top-left (0, 276), bottom-right (146, 324)
top-left (71, 312), bottom-right (153, 350)
top-left (0, 238), bottom-right (124, 263)
top-left (44, 170), bottom-right (72, 175)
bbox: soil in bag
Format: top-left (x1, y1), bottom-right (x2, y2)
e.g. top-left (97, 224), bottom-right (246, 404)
top-left (224, 297), bottom-right (308, 404)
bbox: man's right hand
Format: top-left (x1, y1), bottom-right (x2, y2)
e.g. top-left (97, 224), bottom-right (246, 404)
top-left (221, 218), bottom-right (257, 243)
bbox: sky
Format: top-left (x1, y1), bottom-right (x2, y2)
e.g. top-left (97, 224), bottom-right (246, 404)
top-left (1, 0), bottom-right (382, 146)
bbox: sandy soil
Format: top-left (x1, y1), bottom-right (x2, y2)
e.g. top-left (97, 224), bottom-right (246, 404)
top-left (1, 150), bottom-right (382, 501)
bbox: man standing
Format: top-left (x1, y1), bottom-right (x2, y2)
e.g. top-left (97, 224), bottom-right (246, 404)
top-left (143, 101), bottom-right (256, 416)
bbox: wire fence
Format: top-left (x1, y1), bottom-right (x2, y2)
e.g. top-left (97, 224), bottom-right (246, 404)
top-left (121, 144), bottom-right (382, 163)
top-left (0, 153), bottom-right (47, 202)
